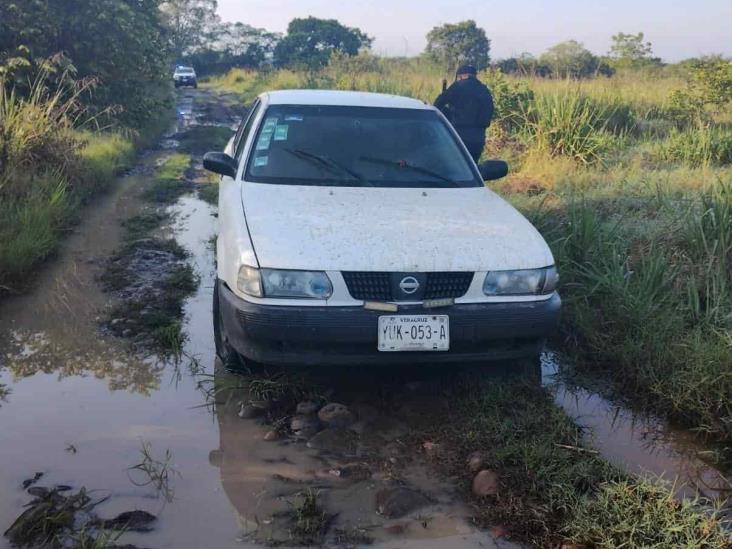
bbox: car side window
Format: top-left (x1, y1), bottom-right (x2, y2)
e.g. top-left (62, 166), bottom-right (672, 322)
top-left (234, 100), bottom-right (261, 163)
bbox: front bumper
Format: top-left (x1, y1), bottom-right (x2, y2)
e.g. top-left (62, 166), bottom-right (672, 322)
top-left (217, 281), bottom-right (561, 366)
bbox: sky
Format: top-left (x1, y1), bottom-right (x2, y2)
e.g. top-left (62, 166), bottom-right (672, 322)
top-left (216, 0), bottom-right (732, 62)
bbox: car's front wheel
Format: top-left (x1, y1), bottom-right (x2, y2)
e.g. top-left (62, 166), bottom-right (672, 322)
top-left (213, 280), bottom-right (238, 367)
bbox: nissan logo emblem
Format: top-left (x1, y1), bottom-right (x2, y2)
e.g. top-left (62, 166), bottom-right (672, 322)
top-left (399, 276), bottom-right (420, 295)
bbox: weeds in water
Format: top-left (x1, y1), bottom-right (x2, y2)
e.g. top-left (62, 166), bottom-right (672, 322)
top-left (289, 489), bottom-right (331, 545)
top-left (127, 441), bottom-right (180, 503)
top-left (176, 126), bottom-right (232, 155)
top-left (197, 181), bottom-right (218, 205)
top-left (427, 379), bottom-right (731, 548)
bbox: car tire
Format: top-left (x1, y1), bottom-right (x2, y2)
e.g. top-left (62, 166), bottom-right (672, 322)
top-left (193, 82), bottom-right (198, 89)
top-left (213, 280), bottom-right (238, 366)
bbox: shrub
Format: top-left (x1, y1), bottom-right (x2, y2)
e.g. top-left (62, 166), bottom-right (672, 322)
top-left (658, 126), bottom-right (732, 167)
top-left (520, 89), bottom-right (618, 164)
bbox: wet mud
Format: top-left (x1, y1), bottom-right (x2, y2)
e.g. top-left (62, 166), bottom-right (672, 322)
top-left (1, 89), bottom-right (729, 548)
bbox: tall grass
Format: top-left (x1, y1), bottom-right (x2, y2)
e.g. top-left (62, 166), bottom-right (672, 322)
top-left (0, 75), bottom-right (138, 291)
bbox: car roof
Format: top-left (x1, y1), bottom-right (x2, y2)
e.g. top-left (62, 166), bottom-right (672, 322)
top-left (262, 89), bottom-right (431, 110)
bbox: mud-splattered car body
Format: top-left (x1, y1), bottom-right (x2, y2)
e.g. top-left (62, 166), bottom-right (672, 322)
top-left (205, 90), bottom-right (560, 366)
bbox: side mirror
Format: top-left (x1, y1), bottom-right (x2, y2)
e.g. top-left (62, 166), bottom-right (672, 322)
top-left (203, 152), bottom-right (238, 178)
top-left (478, 160), bottom-right (509, 181)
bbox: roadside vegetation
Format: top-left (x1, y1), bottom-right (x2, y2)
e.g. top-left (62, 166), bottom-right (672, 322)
top-left (208, 54), bottom-right (732, 463)
top-left (429, 379), bottom-right (731, 547)
top-left (0, 0), bottom-right (175, 294)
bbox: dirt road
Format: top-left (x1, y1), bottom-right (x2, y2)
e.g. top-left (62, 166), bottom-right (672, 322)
top-left (0, 90), bottom-right (728, 548)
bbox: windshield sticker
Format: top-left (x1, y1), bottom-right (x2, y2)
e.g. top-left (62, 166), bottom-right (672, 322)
top-left (284, 114), bottom-right (303, 121)
top-left (254, 155), bottom-right (268, 167)
top-left (273, 125), bottom-right (289, 141)
top-left (262, 117), bottom-right (278, 130)
top-left (256, 133), bottom-right (271, 151)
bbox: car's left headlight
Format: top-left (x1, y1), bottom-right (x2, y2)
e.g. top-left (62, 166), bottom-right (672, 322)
top-left (483, 266), bottom-right (558, 296)
top-left (261, 269), bottom-right (333, 299)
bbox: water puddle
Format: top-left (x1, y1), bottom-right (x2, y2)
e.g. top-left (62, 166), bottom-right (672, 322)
top-left (542, 353), bottom-right (731, 504)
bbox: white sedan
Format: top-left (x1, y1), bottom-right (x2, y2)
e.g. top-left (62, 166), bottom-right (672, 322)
top-left (204, 90), bottom-right (560, 366)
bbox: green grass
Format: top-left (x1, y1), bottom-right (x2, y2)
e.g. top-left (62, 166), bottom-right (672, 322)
top-left (429, 379), bottom-right (731, 548)
top-left (141, 153), bottom-right (192, 203)
top-left (0, 74), bottom-right (169, 293)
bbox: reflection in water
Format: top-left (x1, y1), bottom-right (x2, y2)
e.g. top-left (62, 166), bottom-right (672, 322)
top-left (208, 365), bottom-right (516, 548)
top-left (0, 329), bottom-right (164, 395)
top-left (542, 352), bottom-right (732, 504)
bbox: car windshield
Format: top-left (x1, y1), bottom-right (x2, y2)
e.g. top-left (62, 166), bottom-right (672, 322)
top-left (244, 105), bottom-right (481, 188)
top-left (176, 67), bottom-right (194, 74)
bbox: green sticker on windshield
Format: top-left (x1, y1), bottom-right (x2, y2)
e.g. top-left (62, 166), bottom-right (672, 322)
top-left (254, 155), bottom-right (268, 167)
top-left (263, 117), bottom-right (278, 130)
top-left (273, 125), bottom-right (289, 141)
top-left (256, 133), bottom-right (271, 151)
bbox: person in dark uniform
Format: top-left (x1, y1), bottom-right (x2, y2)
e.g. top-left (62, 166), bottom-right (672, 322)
top-left (434, 65), bottom-right (494, 162)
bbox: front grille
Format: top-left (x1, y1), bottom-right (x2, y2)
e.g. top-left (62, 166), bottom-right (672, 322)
top-left (423, 272), bottom-right (475, 299)
top-left (342, 272), bottom-right (474, 301)
top-left (341, 272), bottom-right (391, 301)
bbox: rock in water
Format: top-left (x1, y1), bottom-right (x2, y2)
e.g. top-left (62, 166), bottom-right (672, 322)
top-left (472, 470), bottom-right (499, 497)
top-left (290, 414), bottom-right (320, 438)
top-left (467, 451), bottom-right (485, 472)
top-left (295, 400), bottom-right (320, 415)
top-left (307, 428), bottom-right (358, 455)
top-left (238, 402), bottom-right (264, 419)
top-left (317, 403), bottom-right (354, 428)
top-left (375, 487), bottom-right (431, 518)
top-left (98, 510), bottom-right (157, 531)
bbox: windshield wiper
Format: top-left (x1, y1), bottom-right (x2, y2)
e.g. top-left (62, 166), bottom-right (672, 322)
top-left (358, 156), bottom-right (459, 187)
top-left (285, 148), bottom-right (372, 186)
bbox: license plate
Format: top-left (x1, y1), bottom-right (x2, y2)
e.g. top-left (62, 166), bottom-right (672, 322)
top-left (378, 315), bottom-right (449, 352)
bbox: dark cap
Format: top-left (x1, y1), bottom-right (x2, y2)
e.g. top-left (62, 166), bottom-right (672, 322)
top-left (456, 64), bottom-right (477, 76)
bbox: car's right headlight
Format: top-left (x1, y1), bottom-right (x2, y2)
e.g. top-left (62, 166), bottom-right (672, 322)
top-left (483, 266), bottom-right (558, 296)
top-left (237, 266), bottom-right (332, 299)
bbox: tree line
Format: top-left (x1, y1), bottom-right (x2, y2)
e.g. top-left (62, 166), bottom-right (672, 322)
top-left (1, 0), bottom-right (728, 129)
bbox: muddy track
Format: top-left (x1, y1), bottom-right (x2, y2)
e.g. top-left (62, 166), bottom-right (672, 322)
top-left (0, 90), bottom-right (729, 548)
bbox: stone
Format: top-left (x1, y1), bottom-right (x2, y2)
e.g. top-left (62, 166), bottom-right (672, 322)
top-left (317, 403), bottom-right (354, 428)
top-left (97, 510), bottom-right (156, 532)
top-left (307, 428), bottom-right (358, 455)
top-left (295, 400), bottom-right (319, 415)
top-left (375, 487), bottom-right (431, 519)
top-left (263, 430), bottom-right (279, 441)
top-left (467, 451), bottom-right (484, 472)
top-left (472, 469), bottom-right (499, 497)
top-left (238, 402), bottom-right (264, 419)
top-left (328, 462), bottom-right (371, 482)
top-left (422, 441), bottom-right (441, 457)
top-left (290, 414), bottom-right (320, 438)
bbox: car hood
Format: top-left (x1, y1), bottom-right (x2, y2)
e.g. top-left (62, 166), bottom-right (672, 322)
top-left (241, 183), bottom-right (554, 272)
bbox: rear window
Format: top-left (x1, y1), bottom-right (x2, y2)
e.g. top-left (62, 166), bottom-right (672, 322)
top-left (176, 67), bottom-right (194, 74)
top-left (244, 105), bottom-right (481, 188)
